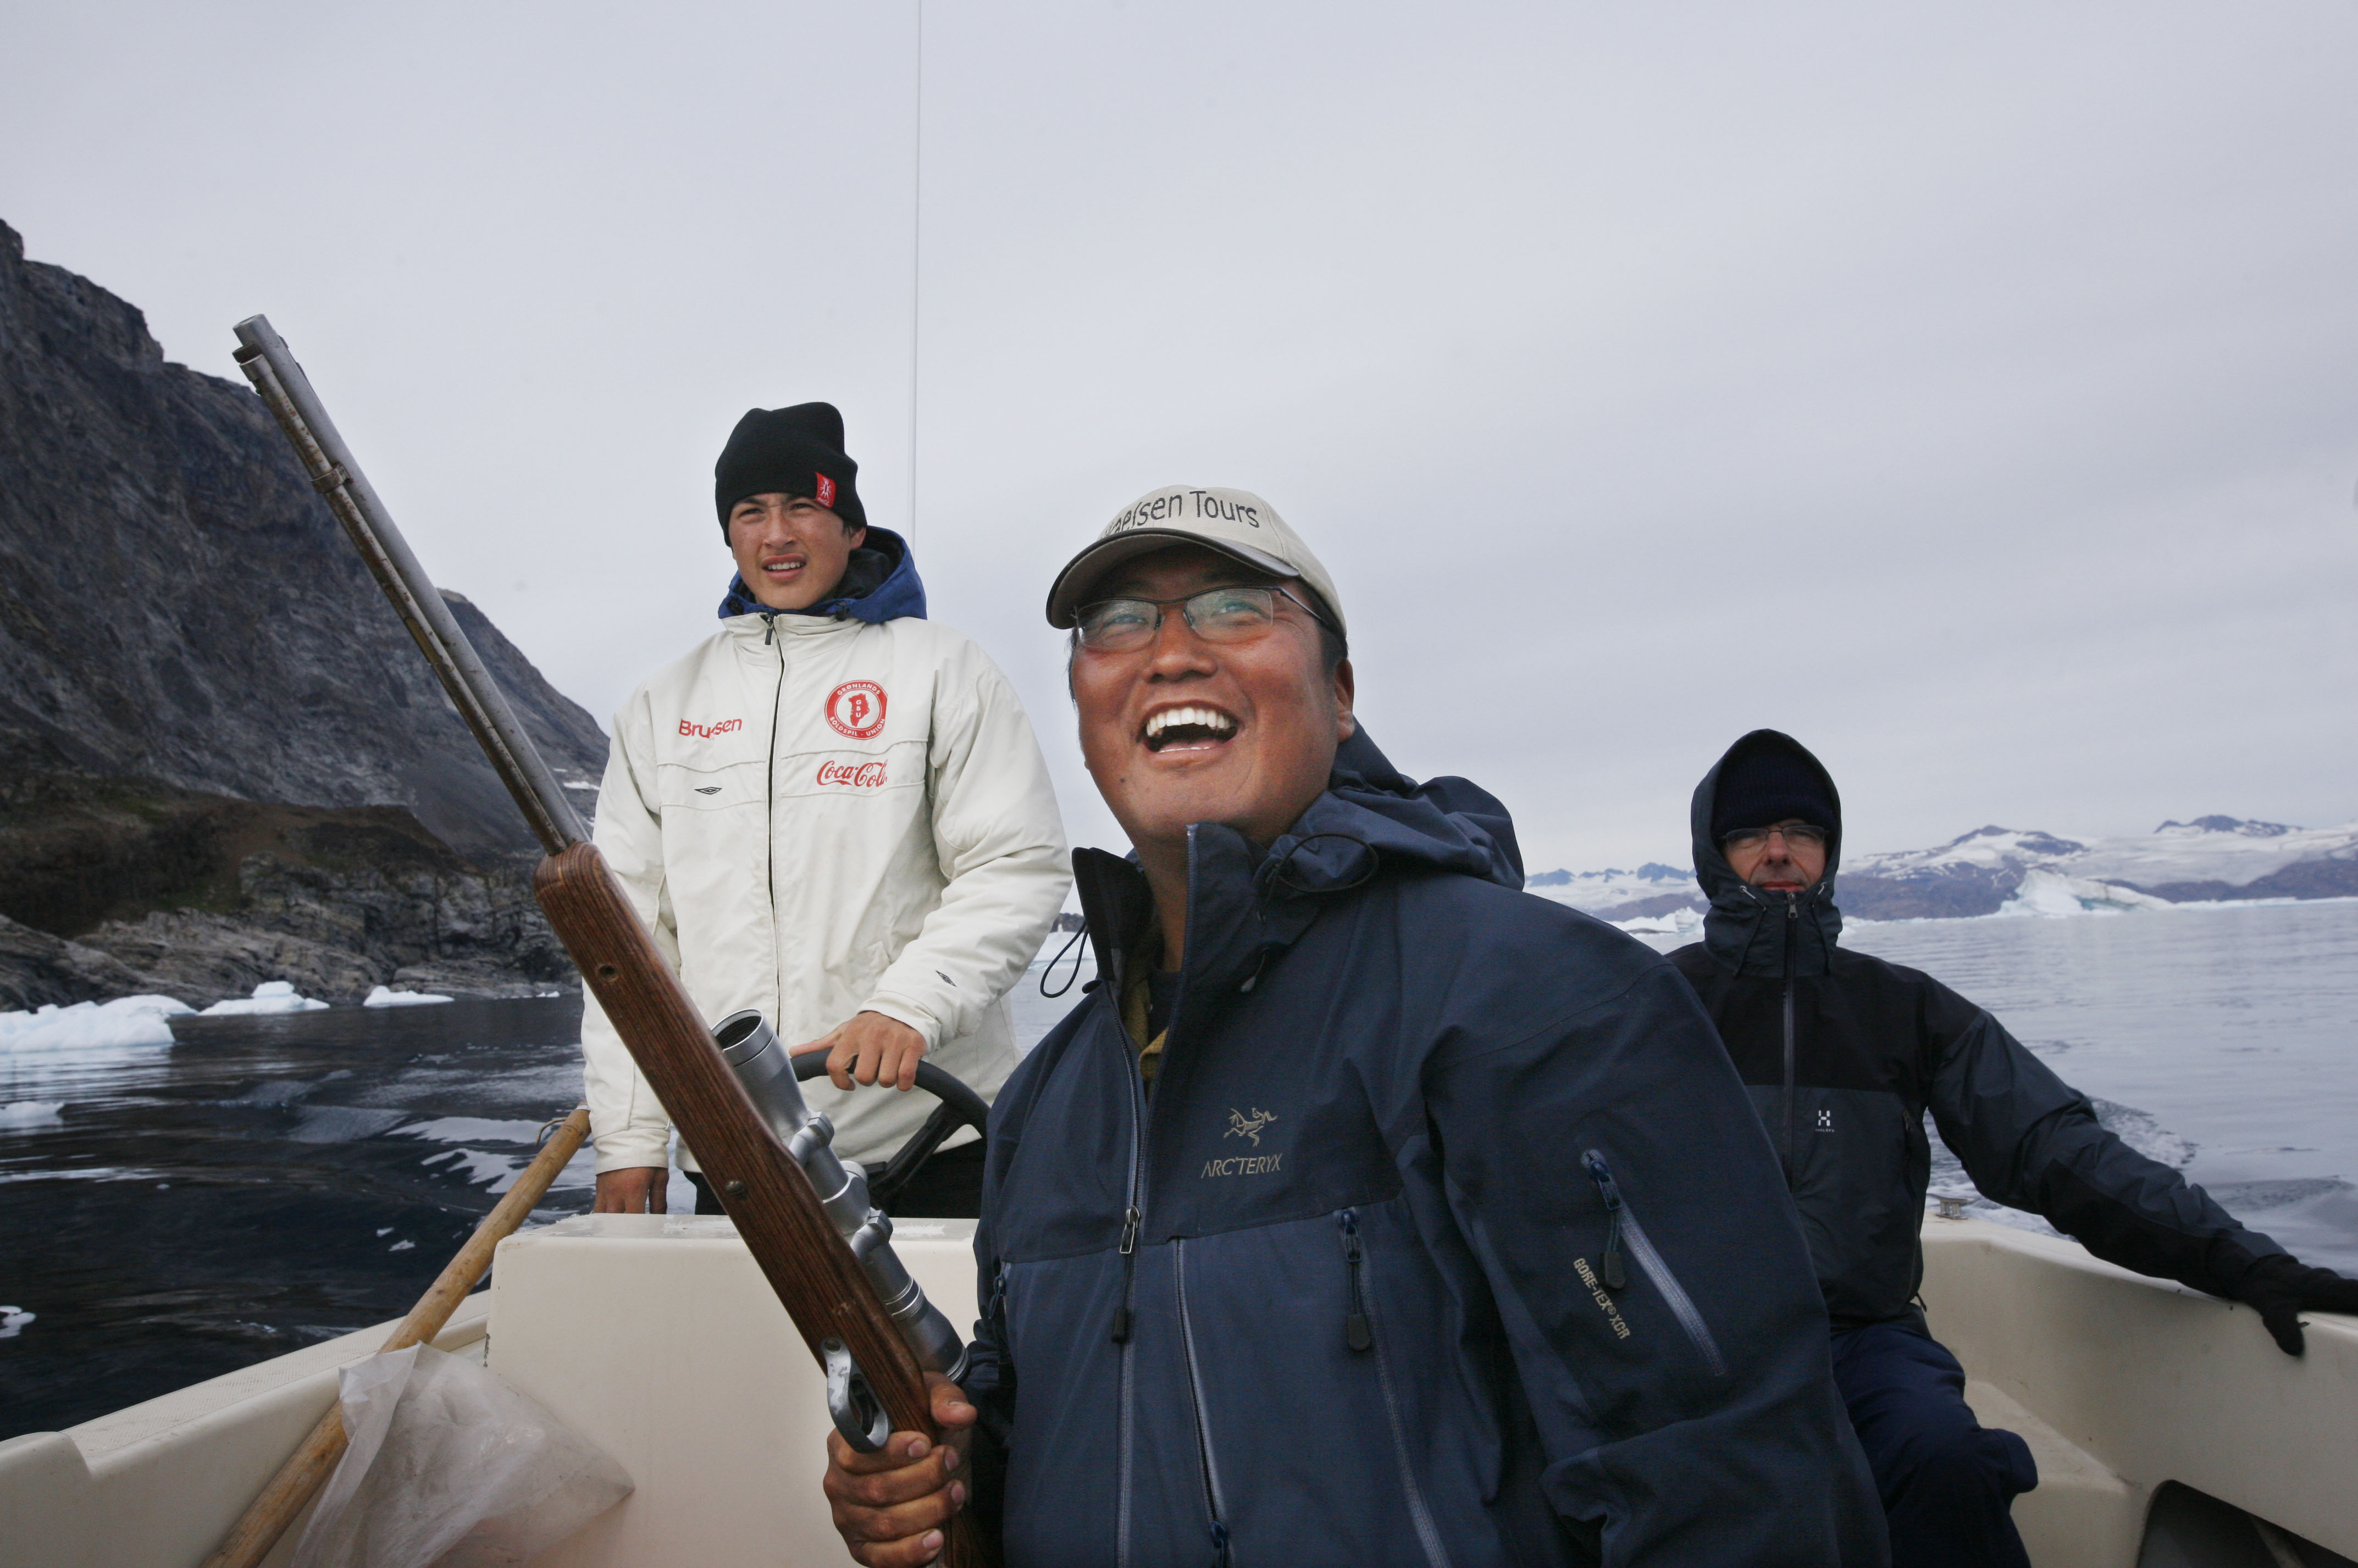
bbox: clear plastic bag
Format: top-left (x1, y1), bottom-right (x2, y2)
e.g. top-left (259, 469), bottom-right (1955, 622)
top-left (289, 1344), bottom-right (633, 1568)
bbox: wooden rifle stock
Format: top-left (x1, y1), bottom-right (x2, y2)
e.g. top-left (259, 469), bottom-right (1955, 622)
top-left (539, 844), bottom-right (986, 1564)
top-left (533, 841), bottom-right (935, 1396)
top-left (230, 315), bottom-right (983, 1566)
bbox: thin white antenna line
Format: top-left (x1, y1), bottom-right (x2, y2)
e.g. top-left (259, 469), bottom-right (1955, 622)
top-left (907, 0), bottom-right (925, 544)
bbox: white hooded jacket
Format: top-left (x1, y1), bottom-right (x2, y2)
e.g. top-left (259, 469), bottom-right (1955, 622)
top-left (581, 608), bottom-right (1069, 1173)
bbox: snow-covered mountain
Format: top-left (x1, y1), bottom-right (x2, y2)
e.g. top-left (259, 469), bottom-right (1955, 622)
top-left (1844, 817), bottom-right (2358, 918)
top-left (1521, 862), bottom-right (1696, 918)
top-left (1525, 816), bottom-right (2358, 923)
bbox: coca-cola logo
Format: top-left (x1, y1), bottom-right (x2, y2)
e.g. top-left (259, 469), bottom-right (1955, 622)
top-left (815, 760), bottom-right (888, 789)
top-left (826, 680), bottom-right (887, 739)
top-left (678, 717), bottom-right (742, 739)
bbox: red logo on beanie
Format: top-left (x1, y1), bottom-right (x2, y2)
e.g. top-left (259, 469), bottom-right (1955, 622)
top-left (826, 681), bottom-right (887, 739)
top-left (815, 473), bottom-right (837, 508)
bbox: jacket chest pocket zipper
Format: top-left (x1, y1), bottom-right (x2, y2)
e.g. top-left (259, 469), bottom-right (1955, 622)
top-left (1335, 1210), bottom-right (1454, 1568)
top-left (1171, 1238), bottom-right (1231, 1566)
top-left (1581, 1153), bottom-right (1728, 1377)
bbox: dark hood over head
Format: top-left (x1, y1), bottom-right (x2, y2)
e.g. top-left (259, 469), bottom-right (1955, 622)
top-left (1691, 729), bottom-right (1844, 977)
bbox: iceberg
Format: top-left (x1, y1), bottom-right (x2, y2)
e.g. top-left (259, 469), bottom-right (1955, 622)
top-left (1612, 906), bottom-right (1705, 939)
top-left (1998, 869), bottom-right (2176, 918)
top-left (363, 985), bottom-right (455, 1008)
top-left (0, 994), bottom-right (192, 1053)
top-left (200, 980), bottom-right (330, 1016)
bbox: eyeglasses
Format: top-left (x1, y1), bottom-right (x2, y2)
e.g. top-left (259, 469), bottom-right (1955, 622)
top-left (1074, 585), bottom-right (1330, 653)
top-left (1722, 823), bottom-right (1829, 852)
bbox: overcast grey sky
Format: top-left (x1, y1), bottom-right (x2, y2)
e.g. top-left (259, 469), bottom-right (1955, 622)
top-left (5, 1), bottom-right (2354, 874)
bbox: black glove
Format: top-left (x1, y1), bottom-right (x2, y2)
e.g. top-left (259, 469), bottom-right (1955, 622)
top-left (2233, 1254), bottom-right (2358, 1355)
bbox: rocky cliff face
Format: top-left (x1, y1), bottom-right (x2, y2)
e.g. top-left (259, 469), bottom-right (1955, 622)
top-left (0, 219), bottom-right (604, 857)
top-left (0, 220), bottom-right (608, 1007)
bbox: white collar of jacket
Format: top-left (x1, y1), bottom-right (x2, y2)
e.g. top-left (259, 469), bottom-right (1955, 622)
top-left (721, 611), bottom-right (874, 644)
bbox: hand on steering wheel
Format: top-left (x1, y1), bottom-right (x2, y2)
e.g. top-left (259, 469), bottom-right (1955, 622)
top-left (798, 1011), bottom-right (931, 1093)
top-left (787, 1040), bottom-right (990, 1211)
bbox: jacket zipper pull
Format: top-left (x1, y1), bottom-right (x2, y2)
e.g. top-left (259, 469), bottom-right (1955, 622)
top-left (986, 1257), bottom-right (1013, 1340)
top-left (1111, 1204), bottom-right (1142, 1344)
top-left (1209, 1518), bottom-right (1231, 1568)
top-left (762, 613), bottom-right (777, 646)
top-left (1584, 1153), bottom-right (1629, 1292)
top-left (1338, 1210), bottom-right (1374, 1352)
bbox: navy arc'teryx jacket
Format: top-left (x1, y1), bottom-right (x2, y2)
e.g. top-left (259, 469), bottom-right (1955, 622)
top-left (964, 732), bottom-right (1885, 1567)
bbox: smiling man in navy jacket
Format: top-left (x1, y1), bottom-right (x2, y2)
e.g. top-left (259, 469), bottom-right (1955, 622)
top-left (819, 489), bottom-right (1885, 1567)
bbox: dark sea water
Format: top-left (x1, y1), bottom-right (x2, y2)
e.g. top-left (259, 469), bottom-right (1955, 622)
top-left (0, 999), bottom-right (596, 1441)
top-left (1840, 900), bottom-right (2358, 1277)
top-left (4, 901), bottom-right (2354, 1443)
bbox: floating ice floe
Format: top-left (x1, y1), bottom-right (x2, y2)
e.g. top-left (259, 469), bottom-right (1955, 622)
top-left (0, 1101), bottom-right (65, 1128)
top-left (200, 981), bottom-right (330, 1016)
top-left (364, 985), bottom-right (455, 1008)
top-left (0, 995), bottom-right (192, 1053)
top-left (1997, 869), bottom-right (2175, 918)
top-left (1612, 906), bottom-right (1706, 939)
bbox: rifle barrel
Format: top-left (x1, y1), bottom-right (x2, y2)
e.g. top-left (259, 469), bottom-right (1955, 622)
top-left (225, 318), bottom-right (981, 1563)
top-left (230, 314), bottom-right (585, 855)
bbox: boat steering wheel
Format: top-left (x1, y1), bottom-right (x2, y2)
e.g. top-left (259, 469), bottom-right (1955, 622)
top-left (791, 1052), bottom-right (990, 1210)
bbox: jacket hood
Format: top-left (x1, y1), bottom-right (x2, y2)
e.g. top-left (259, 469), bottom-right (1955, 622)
top-left (718, 525), bottom-right (927, 624)
top-left (1076, 725), bottom-right (1523, 987)
top-left (1691, 728), bottom-right (1844, 977)
top-left (1273, 726), bottom-right (1525, 895)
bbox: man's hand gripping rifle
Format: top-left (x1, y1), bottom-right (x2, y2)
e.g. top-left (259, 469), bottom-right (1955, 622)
top-left (230, 317), bottom-right (979, 1550)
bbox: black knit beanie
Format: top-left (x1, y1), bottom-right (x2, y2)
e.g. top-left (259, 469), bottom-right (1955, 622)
top-left (714, 402), bottom-right (866, 535)
top-left (1711, 734), bottom-right (1839, 841)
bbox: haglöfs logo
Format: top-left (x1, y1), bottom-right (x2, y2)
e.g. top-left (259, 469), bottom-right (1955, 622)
top-left (815, 473), bottom-right (837, 508)
top-left (678, 717), bottom-right (743, 740)
top-left (815, 760), bottom-right (888, 789)
top-left (825, 681), bottom-right (887, 739)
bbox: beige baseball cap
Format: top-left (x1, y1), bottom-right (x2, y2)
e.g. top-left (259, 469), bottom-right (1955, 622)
top-left (1044, 484), bottom-right (1347, 637)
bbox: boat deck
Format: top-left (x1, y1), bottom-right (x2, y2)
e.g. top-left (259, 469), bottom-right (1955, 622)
top-left (3, 1214), bottom-right (2351, 1565)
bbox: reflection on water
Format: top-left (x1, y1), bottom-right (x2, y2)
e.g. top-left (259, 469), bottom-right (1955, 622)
top-left (0, 999), bottom-right (594, 1440)
top-left (4, 905), bottom-right (2353, 1439)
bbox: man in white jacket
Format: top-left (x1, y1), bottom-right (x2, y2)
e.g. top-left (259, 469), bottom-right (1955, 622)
top-left (586, 402), bottom-right (1069, 1217)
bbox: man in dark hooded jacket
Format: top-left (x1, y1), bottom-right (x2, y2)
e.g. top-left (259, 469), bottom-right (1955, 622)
top-left (821, 491), bottom-right (1884, 1566)
top-left (1667, 728), bottom-right (2358, 1568)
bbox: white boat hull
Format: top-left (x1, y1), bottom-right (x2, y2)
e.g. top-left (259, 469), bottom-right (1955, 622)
top-left (3, 1214), bottom-right (2350, 1565)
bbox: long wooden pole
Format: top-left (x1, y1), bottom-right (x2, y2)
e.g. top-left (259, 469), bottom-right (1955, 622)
top-left (197, 1107), bottom-right (592, 1568)
top-left (231, 315), bottom-right (982, 1565)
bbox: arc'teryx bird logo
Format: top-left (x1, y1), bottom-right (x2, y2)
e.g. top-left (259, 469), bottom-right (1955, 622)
top-left (1225, 1107), bottom-right (1278, 1147)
